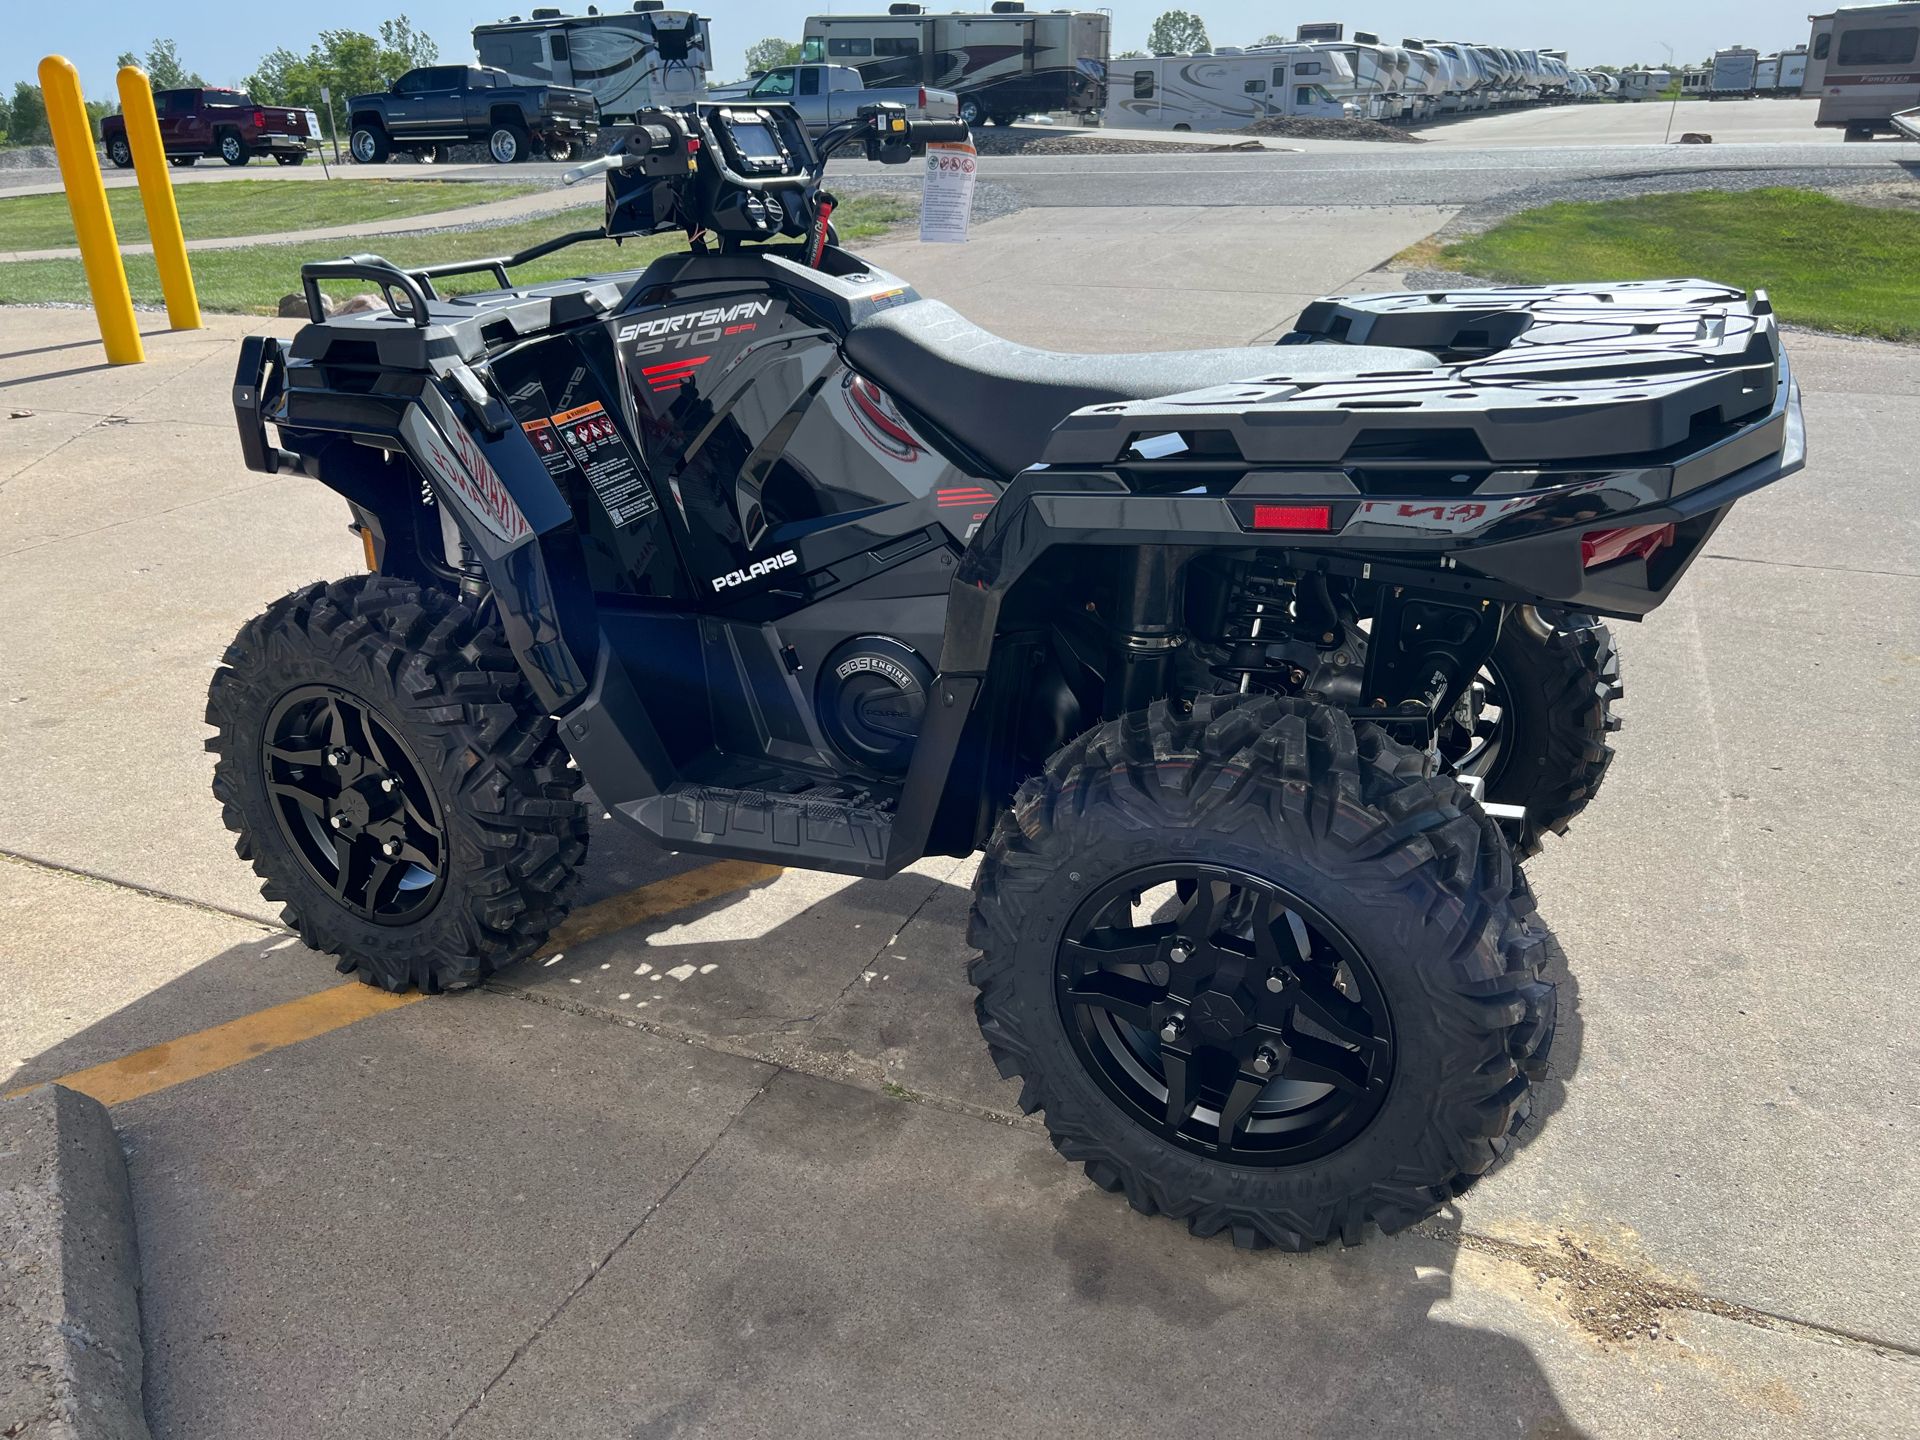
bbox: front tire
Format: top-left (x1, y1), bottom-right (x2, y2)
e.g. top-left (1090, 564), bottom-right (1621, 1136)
top-left (969, 694), bottom-right (1554, 1250)
top-left (206, 576), bottom-right (589, 993)
top-left (107, 136), bottom-right (134, 169)
top-left (350, 124), bottom-right (391, 164)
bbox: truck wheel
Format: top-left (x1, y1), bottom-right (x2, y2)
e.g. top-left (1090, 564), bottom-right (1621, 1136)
top-left (958, 96), bottom-right (985, 127)
top-left (543, 137), bottom-right (577, 163)
top-left (1440, 609), bottom-right (1622, 858)
top-left (169, 155), bottom-right (197, 168)
top-left (411, 144), bottom-right (442, 164)
top-left (206, 575), bottom-right (590, 994)
top-left (350, 124), bottom-right (391, 164)
top-left (218, 131), bottom-right (249, 166)
top-left (968, 693), bottom-right (1554, 1250)
top-left (489, 123), bottom-right (531, 163)
top-left (107, 136), bottom-right (134, 169)
top-left (275, 152), bottom-right (307, 166)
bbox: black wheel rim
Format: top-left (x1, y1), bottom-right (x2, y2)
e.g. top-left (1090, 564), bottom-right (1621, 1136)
top-left (261, 685), bottom-right (446, 925)
top-left (1055, 864), bottom-right (1393, 1167)
top-left (1439, 661), bottom-right (1512, 787)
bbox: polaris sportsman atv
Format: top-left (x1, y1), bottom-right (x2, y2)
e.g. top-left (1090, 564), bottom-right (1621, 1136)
top-left (212, 101), bottom-right (1805, 1250)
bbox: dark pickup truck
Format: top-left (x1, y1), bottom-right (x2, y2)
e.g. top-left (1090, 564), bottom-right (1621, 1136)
top-left (101, 88), bottom-right (317, 168)
top-left (347, 65), bottom-right (598, 164)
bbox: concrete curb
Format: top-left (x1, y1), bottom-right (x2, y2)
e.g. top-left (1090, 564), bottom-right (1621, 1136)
top-left (1, 1084), bottom-right (150, 1440)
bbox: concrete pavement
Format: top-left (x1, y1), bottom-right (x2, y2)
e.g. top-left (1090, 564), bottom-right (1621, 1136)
top-left (2, 198), bottom-right (1917, 1438)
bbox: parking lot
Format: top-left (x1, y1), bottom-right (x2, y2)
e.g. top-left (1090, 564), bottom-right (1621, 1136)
top-left (4, 119), bottom-right (1920, 1437)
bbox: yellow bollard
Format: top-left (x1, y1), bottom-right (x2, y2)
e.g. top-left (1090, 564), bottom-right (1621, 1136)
top-left (116, 66), bottom-right (201, 330)
top-left (38, 55), bottom-right (143, 365)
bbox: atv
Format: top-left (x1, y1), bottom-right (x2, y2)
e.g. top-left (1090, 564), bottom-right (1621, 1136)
top-left (212, 101), bottom-right (1804, 1249)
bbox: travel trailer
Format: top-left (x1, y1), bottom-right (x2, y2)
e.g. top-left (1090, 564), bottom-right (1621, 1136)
top-left (473, 5), bottom-right (711, 122)
top-left (1776, 47), bottom-right (1811, 91)
top-left (799, 6), bottom-right (1110, 126)
top-left (1106, 50), bottom-right (1354, 130)
top-left (1806, 4), bottom-right (1920, 137)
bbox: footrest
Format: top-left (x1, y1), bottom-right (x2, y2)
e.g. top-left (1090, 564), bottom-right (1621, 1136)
top-left (626, 779), bottom-right (896, 877)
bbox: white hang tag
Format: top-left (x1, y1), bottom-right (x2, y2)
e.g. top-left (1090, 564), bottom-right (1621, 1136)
top-left (920, 141), bottom-right (978, 244)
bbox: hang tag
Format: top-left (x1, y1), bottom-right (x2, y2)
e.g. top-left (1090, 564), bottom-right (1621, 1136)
top-left (920, 141), bottom-right (977, 244)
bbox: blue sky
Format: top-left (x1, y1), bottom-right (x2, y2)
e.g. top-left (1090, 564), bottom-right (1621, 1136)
top-left (10, 1), bottom-right (1829, 96)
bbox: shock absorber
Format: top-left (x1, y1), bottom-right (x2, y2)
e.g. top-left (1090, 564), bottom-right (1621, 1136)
top-left (1108, 548), bottom-right (1188, 718)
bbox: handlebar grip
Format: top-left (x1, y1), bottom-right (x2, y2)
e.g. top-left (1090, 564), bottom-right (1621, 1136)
top-left (562, 154), bottom-right (626, 186)
top-left (909, 120), bottom-right (973, 144)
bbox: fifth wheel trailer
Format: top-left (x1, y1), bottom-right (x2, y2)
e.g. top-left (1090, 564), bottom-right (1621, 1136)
top-left (800, 5), bottom-right (1110, 126)
top-left (1806, 3), bottom-right (1920, 137)
top-left (1105, 51), bottom-right (1354, 130)
top-left (474, 5), bottom-right (711, 122)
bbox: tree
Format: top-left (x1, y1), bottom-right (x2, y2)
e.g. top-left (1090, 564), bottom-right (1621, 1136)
top-left (1114, 50), bottom-right (1145, 60)
top-left (1253, 34), bottom-right (1287, 46)
top-left (379, 15), bottom-right (439, 71)
top-left (8, 81), bottom-right (48, 146)
top-left (1146, 9), bottom-right (1209, 57)
top-left (246, 20), bottom-right (438, 137)
top-left (114, 39), bottom-right (205, 91)
top-left (743, 37), bottom-right (802, 74)
top-left (0, 91), bottom-right (12, 145)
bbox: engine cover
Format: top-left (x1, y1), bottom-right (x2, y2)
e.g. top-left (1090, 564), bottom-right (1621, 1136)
top-left (817, 636), bottom-right (933, 775)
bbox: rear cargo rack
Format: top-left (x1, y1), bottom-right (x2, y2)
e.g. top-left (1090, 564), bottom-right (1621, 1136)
top-left (1043, 282), bottom-right (1785, 470)
top-left (298, 230), bottom-right (606, 324)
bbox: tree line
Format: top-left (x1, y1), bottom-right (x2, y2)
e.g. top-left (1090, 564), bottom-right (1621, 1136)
top-left (0, 18), bottom-right (435, 147)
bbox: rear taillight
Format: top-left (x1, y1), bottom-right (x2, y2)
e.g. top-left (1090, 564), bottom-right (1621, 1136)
top-left (1581, 523), bottom-right (1675, 570)
top-left (254, 109), bottom-right (266, 129)
top-left (1251, 504), bottom-right (1332, 532)
top-left (919, 85), bottom-right (928, 110)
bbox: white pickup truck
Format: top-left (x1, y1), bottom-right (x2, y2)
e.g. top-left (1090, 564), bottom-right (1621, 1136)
top-left (713, 64), bottom-right (959, 134)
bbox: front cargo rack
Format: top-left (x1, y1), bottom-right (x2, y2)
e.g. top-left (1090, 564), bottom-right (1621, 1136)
top-left (1042, 282), bottom-right (1786, 469)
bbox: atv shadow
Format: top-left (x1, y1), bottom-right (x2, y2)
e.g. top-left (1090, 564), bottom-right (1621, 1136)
top-left (11, 839), bottom-right (1586, 1440)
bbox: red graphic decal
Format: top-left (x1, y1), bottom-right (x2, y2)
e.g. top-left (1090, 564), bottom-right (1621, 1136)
top-left (937, 486), bottom-right (998, 508)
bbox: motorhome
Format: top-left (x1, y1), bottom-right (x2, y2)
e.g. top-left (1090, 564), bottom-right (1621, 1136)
top-left (1806, 3), bottom-right (1920, 137)
top-left (473, 4), bottom-right (710, 122)
top-left (799, 5), bottom-right (1109, 126)
top-left (1105, 50), bottom-right (1353, 130)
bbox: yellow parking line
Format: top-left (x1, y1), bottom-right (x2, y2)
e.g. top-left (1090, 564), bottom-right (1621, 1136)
top-left (536, 859), bottom-right (782, 956)
top-left (10, 859), bottom-right (780, 1108)
top-left (14, 984), bottom-right (421, 1108)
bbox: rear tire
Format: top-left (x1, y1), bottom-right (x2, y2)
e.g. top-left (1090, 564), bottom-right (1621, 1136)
top-left (169, 155), bottom-right (197, 168)
top-left (489, 122), bottom-right (531, 163)
top-left (275, 152), bottom-right (307, 166)
top-left (219, 131), bottom-right (249, 166)
top-left (543, 137), bottom-right (577, 163)
top-left (958, 96), bottom-right (985, 127)
top-left (107, 136), bottom-right (133, 169)
top-left (206, 575), bottom-right (589, 994)
top-left (1443, 609), bottom-right (1622, 858)
top-left (969, 694), bottom-right (1555, 1250)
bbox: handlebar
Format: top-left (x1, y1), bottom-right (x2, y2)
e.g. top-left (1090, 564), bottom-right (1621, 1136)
top-left (908, 120), bottom-right (973, 144)
top-left (561, 153), bottom-right (626, 186)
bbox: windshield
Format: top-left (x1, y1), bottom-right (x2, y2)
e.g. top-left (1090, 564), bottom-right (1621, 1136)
top-left (751, 70), bottom-right (794, 96)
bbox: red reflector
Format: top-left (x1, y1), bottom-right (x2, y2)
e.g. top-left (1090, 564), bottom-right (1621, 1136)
top-left (687, 137), bottom-right (701, 152)
top-left (1581, 523), bottom-right (1677, 571)
top-left (1251, 504), bottom-right (1332, 532)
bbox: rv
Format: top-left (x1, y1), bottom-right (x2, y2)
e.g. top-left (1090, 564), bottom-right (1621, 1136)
top-left (1775, 46), bottom-right (1810, 91)
top-left (799, 5), bottom-right (1109, 127)
top-left (1106, 50), bottom-right (1353, 130)
top-left (1756, 54), bottom-right (1782, 91)
top-left (1806, 3), bottom-right (1920, 137)
top-left (1681, 67), bottom-right (1712, 96)
top-left (473, 4), bottom-right (711, 122)
top-left (1709, 47), bottom-right (1760, 97)
top-left (1617, 67), bottom-right (1672, 101)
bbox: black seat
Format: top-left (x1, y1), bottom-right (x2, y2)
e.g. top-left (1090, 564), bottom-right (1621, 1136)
top-left (842, 299), bottom-right (1444, 480)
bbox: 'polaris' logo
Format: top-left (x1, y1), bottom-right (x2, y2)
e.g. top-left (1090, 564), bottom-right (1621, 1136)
top-left (618, 299), bottom-right (772, 345)
top-left (712, 549), bottom-right (799, 592)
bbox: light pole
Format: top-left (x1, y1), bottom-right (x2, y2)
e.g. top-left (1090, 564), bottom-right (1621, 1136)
top-left (1660, 41), bottom-right (1681, 144)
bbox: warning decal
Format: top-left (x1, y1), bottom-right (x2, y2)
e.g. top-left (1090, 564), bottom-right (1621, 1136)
top-left (548, 401), bottom-right (657, 528)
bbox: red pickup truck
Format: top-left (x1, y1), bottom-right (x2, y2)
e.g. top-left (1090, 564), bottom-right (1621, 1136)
top-left (101, 87), bottom-right (318, 169)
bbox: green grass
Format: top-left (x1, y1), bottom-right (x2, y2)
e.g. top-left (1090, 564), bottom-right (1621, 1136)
top-left (0, 194), bottom-right (916, 314)
top-left (1440, 187), bottom-right (1920, 343)
top-left (0, 179), bottom-right (544, 252)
